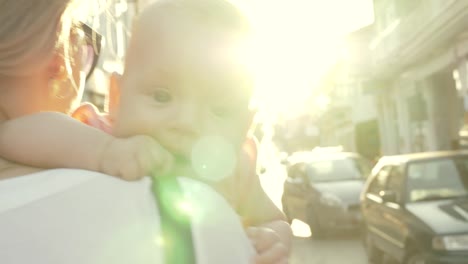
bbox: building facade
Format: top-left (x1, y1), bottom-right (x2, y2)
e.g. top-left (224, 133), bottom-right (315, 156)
top-left (316, 0), bottom-right (468, 157)
top-left (369, 0), bottom-right (468, 154)
top-left (314, 25), bottom-right (381, 160)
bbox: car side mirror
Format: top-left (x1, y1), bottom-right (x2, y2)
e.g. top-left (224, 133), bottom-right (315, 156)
top-left (293, 174), bottom-right (309, 190)
top-left (300, 173), bottom-right (310, 183)
top-left (379, 190), bottom-right (398, 204)
top-left (259, 167), bottom-right (266, 174)
top-left (279, 152), bottom-right (289, 165)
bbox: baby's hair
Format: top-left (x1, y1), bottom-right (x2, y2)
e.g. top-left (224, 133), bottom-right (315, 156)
top-left (126, 0), bottom-right (253, 77)
top-left (141, 0), bottom-right (251, 34)
top-left (125, 0), bottom-right (256, 109)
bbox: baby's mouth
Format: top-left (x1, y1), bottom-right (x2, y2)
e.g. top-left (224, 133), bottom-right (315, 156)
top-left (174, 154), bottom-right (190, 166)
top-left (171, 154), bottom-right (196, 178)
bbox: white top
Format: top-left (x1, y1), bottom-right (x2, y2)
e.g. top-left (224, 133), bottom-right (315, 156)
top-left (0, 169), bottom-right (255, 264)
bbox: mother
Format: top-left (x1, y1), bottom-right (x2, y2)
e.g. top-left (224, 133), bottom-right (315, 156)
top-left (0, 0), bottom-right (253, 263)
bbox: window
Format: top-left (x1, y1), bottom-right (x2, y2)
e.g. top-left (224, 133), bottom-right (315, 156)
top-left (355, 158), bottom-right (372, 179)
top-left (386, 165), bottom-right (404, 202)
top-left (407, 157), bottom-right (468, 202)
top-left (304, 157), bottom-right (364, 182)
top-left (368, 165), bottom-right (391, 195)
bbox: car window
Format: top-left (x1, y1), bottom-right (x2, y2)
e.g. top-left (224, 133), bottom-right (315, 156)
top-left (386, 165), bottom-right (404, 202)
top-left (304, 157), bottom-right (364, 182)
top-left (355, 157), bottom-right (372, 179)
top-left (367, 165), bottom-right (391, 195)
top-left (407, 157), bottom-right (468, 202)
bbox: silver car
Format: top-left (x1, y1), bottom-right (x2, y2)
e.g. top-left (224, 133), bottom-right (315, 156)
top-left (281, 151), bottom-right (371, 239)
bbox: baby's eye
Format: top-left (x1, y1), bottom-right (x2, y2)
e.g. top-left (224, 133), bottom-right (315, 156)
top-left (153, 89), bottom-right (172, 103)
top-left (211, 105), bottom-right (235, 118)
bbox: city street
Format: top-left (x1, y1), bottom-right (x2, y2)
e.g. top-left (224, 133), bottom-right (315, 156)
top-left (258, 146), bottom-right (368, 264)
top-left (289, 227), bottom-right (367, 264)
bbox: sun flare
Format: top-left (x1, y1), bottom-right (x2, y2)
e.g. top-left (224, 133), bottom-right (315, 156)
top-left (245, 0), bottom-right (374, 117)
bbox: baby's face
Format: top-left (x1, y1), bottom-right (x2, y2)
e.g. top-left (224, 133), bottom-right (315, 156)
top-left (113, 13), bottom-right (254, 170)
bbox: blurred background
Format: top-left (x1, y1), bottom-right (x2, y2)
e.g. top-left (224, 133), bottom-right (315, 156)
top-left (81, 1), bottom-right (468, 263)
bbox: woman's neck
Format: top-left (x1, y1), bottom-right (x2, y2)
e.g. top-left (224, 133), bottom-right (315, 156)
top-left (0, 80), bottom-right (43, 180)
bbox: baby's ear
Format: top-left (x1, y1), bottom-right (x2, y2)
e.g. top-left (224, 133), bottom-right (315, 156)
top-left (241, 136), bottom-right (260, 176)
top-left (107, 72), bottom-right (122, 120)
top-left (243, 136), bottom-right (258, 164)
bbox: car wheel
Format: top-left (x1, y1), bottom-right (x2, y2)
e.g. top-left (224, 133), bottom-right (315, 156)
top-left (405, 252), bottom-right (426, 264)
top-left (364, 229), bottom-right (383, 264)
top-left (308, 210), bottom-right (326, 239)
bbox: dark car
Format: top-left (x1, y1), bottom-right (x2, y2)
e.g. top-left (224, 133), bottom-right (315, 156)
top-left (361, 151), bottom-right (468, 264)
top-left (281, 150), bottom-right (371, 238)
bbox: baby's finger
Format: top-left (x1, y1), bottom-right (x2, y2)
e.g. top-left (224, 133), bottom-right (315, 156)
top-left (158, 150), bottom-right (174, 176)
top-left (137, 147), bottom-right (159, 176)
top-left (101, 161), bottom-right (117, 178)
top-left (247, 228), bottom-right (280, 253)
top-left (274, 257), bottom-right (289, 264)
top-left (251, 243), bottom-right (288, 264)
top-left (150, 147), bottom-right (174, 177)
top-left (119, 160), bottom-right (141, 181)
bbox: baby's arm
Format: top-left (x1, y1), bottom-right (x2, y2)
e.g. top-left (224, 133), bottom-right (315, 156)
top-left (235, 139), bottom-right (292, 264)
top-left (0, 112), bottom-right (172, 180)
top-left (240, 174), bottom-right (292, 264)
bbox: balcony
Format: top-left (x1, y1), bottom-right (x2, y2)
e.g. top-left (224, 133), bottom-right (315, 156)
top-left (370, 0), bottom-right (468, 77)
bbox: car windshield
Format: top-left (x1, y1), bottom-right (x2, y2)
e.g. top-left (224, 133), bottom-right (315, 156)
top-left (407, 156), bottom-right (468, 202)
top-left (304, 157), bottom-right (369, 182)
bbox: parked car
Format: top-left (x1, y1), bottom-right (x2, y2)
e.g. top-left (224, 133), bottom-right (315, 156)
top-left (281, 150), bottom-right (371, 238)
top-left (361, 151), bottom-right (468, 264)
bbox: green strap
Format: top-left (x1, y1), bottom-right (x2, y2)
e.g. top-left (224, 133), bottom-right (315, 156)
top-left (151, 175), bottom-right (197, 264)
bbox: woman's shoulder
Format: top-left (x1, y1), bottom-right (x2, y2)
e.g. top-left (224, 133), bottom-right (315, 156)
top-left (0, 172), bottom-right (254, 264)
top-left (0, 157), bottom-right (44, 180)
top-left (0, 168), bottom-right (147, 213)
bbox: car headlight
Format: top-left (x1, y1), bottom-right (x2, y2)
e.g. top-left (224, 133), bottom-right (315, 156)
top-left (319, 193), bottom-right (344, 208)
top-left (433, 235), bottom-right (468, 251)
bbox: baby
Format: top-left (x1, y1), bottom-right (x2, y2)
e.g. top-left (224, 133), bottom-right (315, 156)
top-left (0, 0), bottom-right (292, 263)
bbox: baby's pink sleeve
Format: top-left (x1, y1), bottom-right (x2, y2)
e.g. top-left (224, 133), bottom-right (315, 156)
top-left (71, 103), bottom-right (112, 134)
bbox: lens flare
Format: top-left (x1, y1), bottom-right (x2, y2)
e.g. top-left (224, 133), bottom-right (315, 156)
top-left (191, 135), bottom-right (237, 182)
top-left (177, 200), bottom-right (194, 215)
top-left (154, 235), bottom-right (165, 247)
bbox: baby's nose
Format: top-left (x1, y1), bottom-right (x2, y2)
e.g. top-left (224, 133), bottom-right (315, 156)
top-left (173, 102), bottom-right (203, 138)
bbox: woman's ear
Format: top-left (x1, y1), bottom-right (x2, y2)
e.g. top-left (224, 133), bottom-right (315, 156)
top-left (47, 54), bottom-right (67, 81)
top-left (107, 72), bottom-right (121, 120)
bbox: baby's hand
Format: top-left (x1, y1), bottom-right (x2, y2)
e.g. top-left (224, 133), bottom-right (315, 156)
top-left (246, 226), bottom-right (289, 264)
top-left (99, 135), bottom-right (173, 181)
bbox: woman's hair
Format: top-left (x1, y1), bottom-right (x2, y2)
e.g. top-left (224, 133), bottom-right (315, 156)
top-left (0, 0), bottom-right (80, 77)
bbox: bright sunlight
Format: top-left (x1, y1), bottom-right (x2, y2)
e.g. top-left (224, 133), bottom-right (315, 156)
top-left (245, 0), bottom-right (374, 118)
top-left (247, 1), bottom-right (375, 236)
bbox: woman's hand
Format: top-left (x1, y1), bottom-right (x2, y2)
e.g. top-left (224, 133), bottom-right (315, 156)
top-left (246, 226), bottom-right (289, 264)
